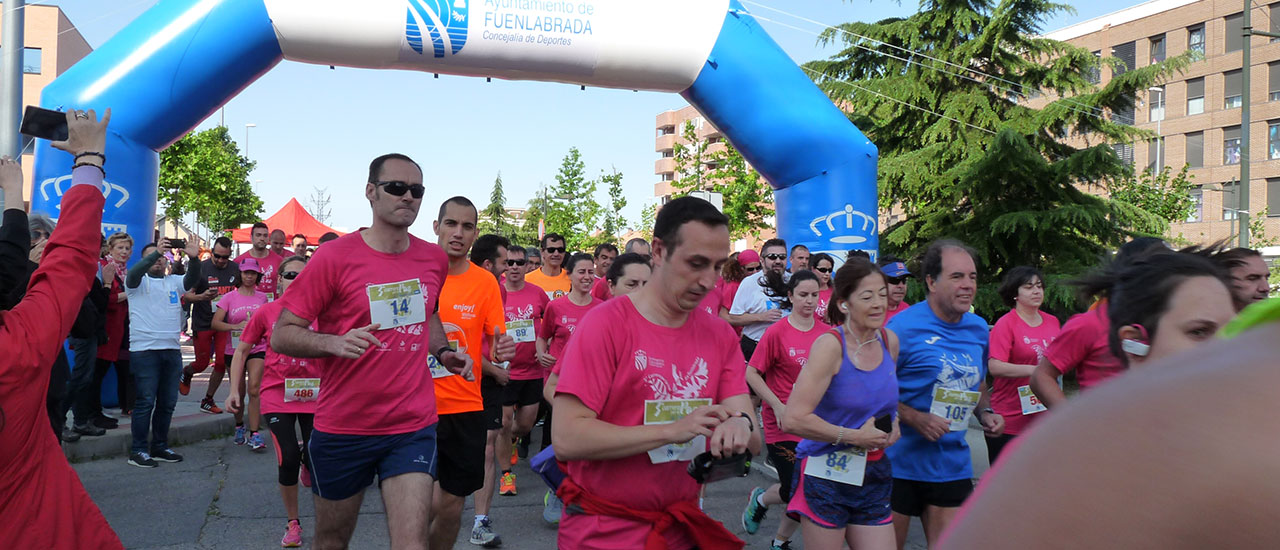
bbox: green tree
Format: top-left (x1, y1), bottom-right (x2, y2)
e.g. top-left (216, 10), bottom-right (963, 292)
top-left (808, 0), bottom-right (1192, 319)
top-left (671, 121), bottom-right (774, 240)
top-left (600, 168), bottom-right (627, 242)
top-left (159, 126), bottom-right (263, 234)
top-left (639, 202), bottom-right (657, 242)
top-left (545, 147), bottom-right (604, 251)
top-left (479, 172), bottom-right (516, 239)
top-left (1107, 165), bottom-right (1195, 230)
top-left (672, 120), bottom-right (709, 192)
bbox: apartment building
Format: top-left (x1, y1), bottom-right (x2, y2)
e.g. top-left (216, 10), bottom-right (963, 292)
top-left (0, 4), bottom-right (93, 207)
top-left (1045, 0), bottom-right (1280, 246)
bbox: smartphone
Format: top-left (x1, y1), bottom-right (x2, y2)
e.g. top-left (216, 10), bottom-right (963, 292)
top-left (874, 414), bottom-right (893, 433)
top-left (169, 239), bottom-right (187, 250)
top-left (19, 106), bottom-right (68, 142)
top-left (687, 451), bottom-right (751, 484)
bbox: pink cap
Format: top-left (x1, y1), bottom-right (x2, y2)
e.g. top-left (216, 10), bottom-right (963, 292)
top-left (238, 257), bottom-right (262, 273)
top-left (737, 249), bottom-right (761, 266)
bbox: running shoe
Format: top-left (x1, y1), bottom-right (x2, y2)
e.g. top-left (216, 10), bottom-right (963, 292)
top-left (542, 490), bottom-right (562, 525)
top-left (468, 517), bottom-right (502, 547)
top-left (73, 422), bottom-right (106, 436)
top-left (151, 448), bottom-right (184, 463)
top-left (499, 471), bottom-right (517, 496)
top-left (233, 425), bottom-right (247, 445)
top-left (61, 427), bottom-right (82, 442)
top-left (248, 432), bottom-right (266, 452)
top-left (770, 541), bottom-right (793, 550)
top-left (128, 452), bottom-right (158, 468)
top-left (200, 397), bottom-right (222, 414)
top-left (300, 462), bottom-right (312, 488)
top-left (742, 486), bottom-right (768, 534)
top-left (179, 369), bottom-right (193, 396)
top-left (281, 519), bottom-right (303, 548)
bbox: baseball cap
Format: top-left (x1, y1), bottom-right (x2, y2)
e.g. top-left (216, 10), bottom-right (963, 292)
top-left (880, 261), bottom-right (911, 278)
top-left (238, 257), bottom-right (263, 273)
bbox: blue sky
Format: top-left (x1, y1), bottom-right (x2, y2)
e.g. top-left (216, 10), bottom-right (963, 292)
top-left (34, 0), bottom-right (1122, 241)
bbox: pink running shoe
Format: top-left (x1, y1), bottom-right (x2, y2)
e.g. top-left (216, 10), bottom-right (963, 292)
top-left (299, 462), bottom-right (312, 488)
top-left (281, 520), bottom-right (302, 548)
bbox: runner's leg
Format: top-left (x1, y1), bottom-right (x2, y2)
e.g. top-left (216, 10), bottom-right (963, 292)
top-left (429, 486), bottom-right (465, 550)
top-left (246, 357), bottom-right (265, 432)
top-left (382, 472), bottom-right (434, 549)
top-left (313, 492), bottom-right (364, 550)
top-left (474, 428), bottom-right (500, 514)
top-left (800, 517), bottom-right (847, 550)
top-left (921, 505), bottom-right (960, 547)
top-left (892, 513), bottom-right (912, 550)
top-left (846, 523), bottom-right (896, 550)
top-left (266, 413), bottom-right (302, 520)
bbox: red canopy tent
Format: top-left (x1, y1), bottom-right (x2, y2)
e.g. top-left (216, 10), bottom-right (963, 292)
top-left (230, 198), bottom-right (345, 244)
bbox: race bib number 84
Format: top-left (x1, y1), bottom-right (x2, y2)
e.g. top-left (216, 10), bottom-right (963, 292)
top-left (367, 279), bottom-right (426, 327)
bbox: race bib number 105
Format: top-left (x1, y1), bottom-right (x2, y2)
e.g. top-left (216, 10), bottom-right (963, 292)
top-left (367, 279), bottom-right (426, 328)
top-left (929, 386), bottom-right (980, 431)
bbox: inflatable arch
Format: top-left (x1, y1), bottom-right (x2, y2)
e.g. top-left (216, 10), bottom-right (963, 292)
top-left (32, 0), bottom-right (878, 260)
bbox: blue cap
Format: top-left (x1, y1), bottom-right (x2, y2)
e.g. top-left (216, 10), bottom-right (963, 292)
top-left (880, 262), bottom-right (911, 278)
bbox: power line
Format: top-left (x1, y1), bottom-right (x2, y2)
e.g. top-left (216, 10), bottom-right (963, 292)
top-left (798, 66), bottom-right (998, 135)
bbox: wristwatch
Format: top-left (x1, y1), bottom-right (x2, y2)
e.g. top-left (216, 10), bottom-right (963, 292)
top-left (979, 407), bottom-right (995, 417)
top-left (734, 412), bottom-right (755, 432)
top-left (433, 345), bottom-right (454, 363)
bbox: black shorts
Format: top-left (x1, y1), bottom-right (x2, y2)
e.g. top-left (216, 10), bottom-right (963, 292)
top-left (766, 441), bottom-right (799, 502)
top-left (480, 378), bottom-right (504, 431)
top-left (247, 351), bottom-right (266, 361)
top-left (222, 351), bottom-right (267, 366)
top-left (890, 477), bottom-right (974, 517)
top-left (503, 378), bottom-right (543, 407)
top-left (437, 411), bottom-right (487, 497)
top-left (739, 335), bottom-right (759, 364)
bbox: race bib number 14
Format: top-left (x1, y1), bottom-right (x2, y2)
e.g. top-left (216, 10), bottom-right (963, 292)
top-left (644, 398), bottom-right (712, 464)
top-left (367, 279), bottom-right (426, 328)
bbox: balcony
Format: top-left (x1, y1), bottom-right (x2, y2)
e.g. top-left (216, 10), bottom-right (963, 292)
top-left (656, 133), bottom-right (676, 153)
top-left (656, 110), bottom-right (680, 130)
top-left (655, 157), bottom-right (675, 175)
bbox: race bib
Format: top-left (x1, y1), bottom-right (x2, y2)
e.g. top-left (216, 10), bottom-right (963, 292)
top-left (929, 386), bottom-right (981, 431)
top-left (644, 398), bottom-right (712, 464)
top-left (230, 330), bottom-right (241, 349)
top-left (507, 319), bottom-right (535, 343)
top-left (1018, 385), bottom-right (1047, 415)
top-left (284, 378), bottom-right (320, 403)
top-left (367, 279), bottom-right (426, 328)
top-left (803, 447), bottom-right (867, 486)
top-left (428, 339), bottom-right (460, 379)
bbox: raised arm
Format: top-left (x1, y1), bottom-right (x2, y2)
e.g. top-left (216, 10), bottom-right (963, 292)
top-left (127, 247), bottom-right (162, 289)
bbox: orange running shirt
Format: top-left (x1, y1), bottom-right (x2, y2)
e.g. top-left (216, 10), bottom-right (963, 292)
top-left (434, 263), bottom-right (506, 414)
top-left (525, 268), bottom-right (571, 300)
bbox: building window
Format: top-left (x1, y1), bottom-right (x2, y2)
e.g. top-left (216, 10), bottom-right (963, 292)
top-left (661, 173), bottom-right (673, 181)
top-left (1271, 121), bottom-right (1280, 160)
top-left (0, 47), bottom-right (42, 74)
top-left (1112, 41), bottom-right (1135, 77)
top-left (1225, 126), bottom-right (1242, 165)
top-left (1188, 24), bottom-right (1206, 55)
top-left (1189, 188), bottom-right (1204, 222)
top-left (1272, 63), bottom-right (1280, 101)
top-left (1269, 178), bottom-right (1280, 215)
top-left (1087, 50), bottom-right (1101, 84)
top-left (1225, 70), bottom-right (1243, 109)
top-left (1187, 78), bottom-right (1205, 114)
top-left (661, 150), bottom-right (673, 158)
top-left (1273, 3), bottom-right (1280, 42)
top-left (1223, 181), bottom-right (1241, 220)
top-left (1149, 85), bottom-right (1165, 122)
top-left (1113, 142), bottom-right (1134, 167)
top-left (1150, 34), bottom-right (1166, 63)
top-left (1227, 13), bottom-right (1245, 52)
top-left (1187, 131), bottom-right (1204, 168)
top-left (1148, 137), bottom-right (1165, 171)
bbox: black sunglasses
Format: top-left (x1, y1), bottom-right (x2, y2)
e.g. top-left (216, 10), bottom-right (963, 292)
top-left (544, 247), bottom-right (566, 254)
top-left (887, 276), bottom-right (909, 285)
top-left (764, 253), bottom-right (786, 260)
top-left (281, 271), bottom-right (300, 280)
top-left (373, 180), bottom-right (426, 199)
top-left (744, 265), bottom-right (760, 272)
top-left (507, 259), bottom-right (527, 267)
top-left (814, 267), bottom-right (832, 273)
top-left (212, 252), bottom-right (231, 260)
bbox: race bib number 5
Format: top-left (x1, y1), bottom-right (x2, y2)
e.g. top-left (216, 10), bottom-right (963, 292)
top-left (367, 279), bottom-right (426, 328)
top-left (284, 378), bottom-right (320, 402)
top-left (929, 386), bottom-right (981, 431)
top-left (644, 398), bottom-right (712, 464)
top-left (1018, 385), bottom-right (1047, 415)
top-left (803, 447), bottom-right (867, 486)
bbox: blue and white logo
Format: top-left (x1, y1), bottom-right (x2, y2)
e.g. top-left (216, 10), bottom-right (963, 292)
top-left (406, 0), bottom-right (469, 58)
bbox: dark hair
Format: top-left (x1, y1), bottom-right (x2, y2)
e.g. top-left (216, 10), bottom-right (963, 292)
top-left (1074, 247), bottom-right (1228, 366)
top-left (564, 252), bottom-right (595, 274)
top-left (846, 249), bottom-right (871, 260)
top-left (280, 254), bottom-right (308, 273)
top-left (826, 257), bottom-right (887, 326)
top-left (318, 232), bottom-right (340, 244)
top-left (998, 266), bottom-right (1045, 308)
top-left (368, 153), bottom-right (422, 183)
top-left (921, 239), bottom-right (979, 284)
top-left (760, 269), bottom-right (821, 311)
top-left (760, 238), bottom-right (787, 255)
top-left (808, 253), bottom-right (835, 271)
top-left (624, 238), bottom-right (649, 253)
top-left (1076, 237), bottom-right (1173, 303)
top-left (438, 196), bottom-right (477, 223)
top-left (1211, 247), bottom-right (1261, 271)
top-left (471, 234), bottom-right (511, 267)
top-left (876, 254), bottom-right (904, 267)
top-left (293, 234), bottom-right (308, 244)
top-left (653, 196), bottom-right (729, 256)
top-left (141, 242), bottom-right (160, 255)
top-left (251, 222), bottom-right (268, 232)
top-left (593, 243), bottom-right (619, 258)
top-left (506, 246), bottom-right (526, 259)
top-left (541, 233), bottom-right (566, 249)
top-left (213, 236), bottom-right (233, 251)
top-left (606, 253), bottom-right (651, 284)
top-left (789, 244), bottom-right (809, 256)
top-left (1113, 237), bottom-right (1168, 268)
top-left (722, 252), bottom-right (747, 283)
top-left (526, 246), bottom-right (541, 259)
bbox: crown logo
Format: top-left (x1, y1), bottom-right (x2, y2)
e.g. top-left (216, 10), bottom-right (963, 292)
top-left (809, 204), bottom-right (876, 244)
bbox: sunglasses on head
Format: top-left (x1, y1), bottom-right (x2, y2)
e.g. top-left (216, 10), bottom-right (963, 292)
top-left (764, 253), bottom-right (786, 260)
top-left (814, 267), bottom-right (832, 273)
top-left (212, 252), bottom-right (231, 260)
top-left (887, 276), bottom-right (909, 285)
top-left (281, 271), bottom-right (300, 280)
top-left (507, 259), bottom-right (527, 267)
top-left (544, 247), bottom-right (566, 254)
top-left (372, 180), bottom-right (426, 199)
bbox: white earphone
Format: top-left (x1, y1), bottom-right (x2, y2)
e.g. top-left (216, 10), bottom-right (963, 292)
top-left (1120, 339), bottom-right (1149, 357)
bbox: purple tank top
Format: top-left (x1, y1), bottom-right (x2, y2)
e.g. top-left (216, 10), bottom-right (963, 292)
top-left (796, 328), bottom-right (899, 459)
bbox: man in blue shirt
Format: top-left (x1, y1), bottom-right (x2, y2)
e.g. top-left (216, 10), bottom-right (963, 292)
top-left (885, 239), bottom-right (1004, 549)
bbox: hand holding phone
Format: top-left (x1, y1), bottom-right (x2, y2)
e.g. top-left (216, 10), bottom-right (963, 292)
top-left (20, 106), bottom-right (68, 142)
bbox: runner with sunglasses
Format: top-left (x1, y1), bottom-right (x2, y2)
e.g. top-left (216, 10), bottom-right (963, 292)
top-left (180, 236), bottom-right (242, 413)
top-left (225, 255), bottom-right (316, 547)
top-left (527, 234), bottom-right (570, 299)
top-left (875, 256), bottom-right (912, 324)
top-left (720, 250), bottom-right (762, 337)
top-left (809, 254), bottom-right (836, 321)
top-left (271, 153), bottom-right (472, 550)
top-left (729, 240), bottom-right (790, 362)
top-left (497, 245), bottom-right (550, 497)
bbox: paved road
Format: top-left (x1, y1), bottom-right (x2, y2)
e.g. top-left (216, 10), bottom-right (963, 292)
top-left (75, 425), bottom-right (951, 549)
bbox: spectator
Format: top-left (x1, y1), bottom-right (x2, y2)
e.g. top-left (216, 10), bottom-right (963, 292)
top-left (93, 232), bottom-right (133, 423)
top-left (178, 236), bottom-right (240, 413)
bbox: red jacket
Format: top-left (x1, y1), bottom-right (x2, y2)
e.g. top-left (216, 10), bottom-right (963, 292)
top-left (0, 176), bottom-right (123, 549)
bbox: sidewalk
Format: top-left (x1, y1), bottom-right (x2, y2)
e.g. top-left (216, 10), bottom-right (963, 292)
top-left (63, 342), bottom-right (237, 462)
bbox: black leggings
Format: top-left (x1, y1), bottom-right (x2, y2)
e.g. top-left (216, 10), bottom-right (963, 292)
top-left (264, 412), bottom-right (315, 486)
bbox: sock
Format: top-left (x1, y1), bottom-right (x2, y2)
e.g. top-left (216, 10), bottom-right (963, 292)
top-left (757, 493), bottom-right (767, 507)
top-left (773, 538), bottom-right (787, 547)
top-left (474, 514), bottom-right (488, 527)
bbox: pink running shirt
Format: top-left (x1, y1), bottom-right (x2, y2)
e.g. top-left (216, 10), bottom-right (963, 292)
top-left (504, 283), bottom-right (550, 381)
top-left (1044, 306), bottom-right (1124, 391)
top-left (555, 297), bottom-right (748, 550)
top-left (589, 276), bottom-right (611, 302)
top-left (216, 290), bottom-right (269, 355)
top-left (749, 316), bottom-right (831, 444)
top-left (539, 296), bottom-right (602, 378)
top-left (236, 251), bottom-right (283, 298)
top-left (988, 310), bottom-right (1060, 435)
top-left (239, 300), bottom-right (320, 415)
top-left (883, 300), bottom-right (910, 324)
top-left (815, 287), bottom-right (834, 321)
top-left (278, 233), bottom-right (448, 436)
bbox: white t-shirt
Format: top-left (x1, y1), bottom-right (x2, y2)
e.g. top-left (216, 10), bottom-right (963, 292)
top-left (126, 274), bottom-right (188, 352)
top-left (729, 270), bottom-right (789, 341)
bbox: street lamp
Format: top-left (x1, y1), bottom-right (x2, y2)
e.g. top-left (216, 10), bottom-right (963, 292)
top-left (244, 123), bottom-right (256, 157)
top-left (1206, 182), bottom-right (1243, 240)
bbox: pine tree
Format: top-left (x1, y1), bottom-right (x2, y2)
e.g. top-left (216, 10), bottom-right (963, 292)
top-left (545, 147), bottom-right (603, 251)
top-left (479, 172), bottom-right (513, 238)
top-left (600, 168), bottom-right (627, 242)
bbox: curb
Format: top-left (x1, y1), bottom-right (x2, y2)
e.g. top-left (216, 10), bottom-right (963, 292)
top-left (64, 413), bottom-right (235, 463)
